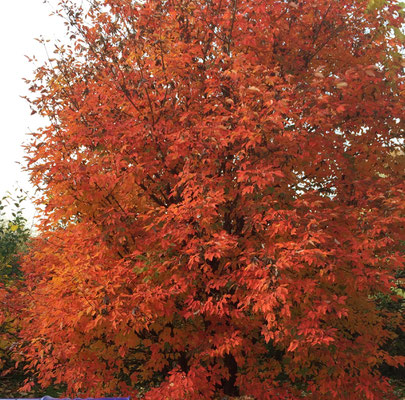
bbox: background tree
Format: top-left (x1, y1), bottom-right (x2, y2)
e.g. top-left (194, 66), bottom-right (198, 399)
top-left (21, 0), bottom-right (404, 399)
top-left (0, 191), bottom-right (30, 396)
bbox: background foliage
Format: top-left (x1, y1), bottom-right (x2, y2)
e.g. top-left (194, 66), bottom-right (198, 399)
top-left (0, 191), bottom-right (30, 396)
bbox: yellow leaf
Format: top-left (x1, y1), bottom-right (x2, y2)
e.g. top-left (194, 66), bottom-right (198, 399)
top-left (9, 224), bottom-right (18, 232)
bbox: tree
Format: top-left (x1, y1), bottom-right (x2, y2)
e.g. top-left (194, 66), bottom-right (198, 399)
top-left (0, 192), bottom-right (30, 284)
top-left (21, 0), bottom-right (404, 398)
top-left (0, 192), bottom-right (30, 394)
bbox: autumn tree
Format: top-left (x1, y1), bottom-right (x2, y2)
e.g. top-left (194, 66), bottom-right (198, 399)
top-left (21, 0), bottom-right (404, 398)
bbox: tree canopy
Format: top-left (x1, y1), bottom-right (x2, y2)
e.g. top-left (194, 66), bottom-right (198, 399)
top-left (20, 0), bottom-right (404, 398)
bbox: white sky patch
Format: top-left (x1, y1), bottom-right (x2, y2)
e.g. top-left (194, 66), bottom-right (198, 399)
top-left (0, 0), bottom-right (78, 226)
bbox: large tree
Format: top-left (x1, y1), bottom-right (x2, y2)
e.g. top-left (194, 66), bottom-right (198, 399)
top-left (21, 0), bottom-right (404, 398)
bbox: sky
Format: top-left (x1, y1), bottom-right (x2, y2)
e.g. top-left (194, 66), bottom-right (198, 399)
top-left (0, 0), bottom-right (75, 226)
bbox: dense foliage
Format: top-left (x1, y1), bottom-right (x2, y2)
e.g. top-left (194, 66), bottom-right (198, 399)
top-left (21, 0), bottom-right (404, 398)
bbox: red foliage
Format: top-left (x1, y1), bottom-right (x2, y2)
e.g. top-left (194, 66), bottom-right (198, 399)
top-left (20, 0), bottom-right (404, 398)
